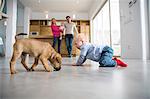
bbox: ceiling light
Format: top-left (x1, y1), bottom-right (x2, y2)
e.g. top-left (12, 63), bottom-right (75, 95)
top-left (73, 14), bottom-right (76, 19)
top-left (44, 11), bottom-right (48, 13)
top-left (45, 13), bottom-right (49, 19)
top-left (76, 0), bottom-right (79, 4)
top-left (38, 0), bottom-right (40, 3)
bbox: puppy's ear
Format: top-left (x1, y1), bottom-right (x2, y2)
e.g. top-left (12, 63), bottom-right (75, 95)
top-left (56, 54), bottom-right (62, 64)
top-left (51, 52), bottom-right (55, 59)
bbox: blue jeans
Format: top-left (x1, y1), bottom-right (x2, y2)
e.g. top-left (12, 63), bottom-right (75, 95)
top-left (99, 46), bottom-right (116, 67)
top-left (65, 34), bottom-right (73, 56)
top-left (52, 37), bottom-right (61, 53)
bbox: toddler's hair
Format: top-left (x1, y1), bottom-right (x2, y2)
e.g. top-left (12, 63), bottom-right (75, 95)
top-left (77, 33), bottom-right (87, 42)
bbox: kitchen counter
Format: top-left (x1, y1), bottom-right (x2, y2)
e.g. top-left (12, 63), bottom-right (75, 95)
top-left (29, 35), bottom-right (80, 57)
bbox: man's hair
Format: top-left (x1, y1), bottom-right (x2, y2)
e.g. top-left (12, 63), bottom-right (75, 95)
top-left (66, 16), bottom-right (71, 19)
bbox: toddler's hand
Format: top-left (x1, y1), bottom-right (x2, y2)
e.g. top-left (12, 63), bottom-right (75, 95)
top-left (72, 64), bottom-right (83, 66)
top-left (72, 64), bottom-right (77, 66)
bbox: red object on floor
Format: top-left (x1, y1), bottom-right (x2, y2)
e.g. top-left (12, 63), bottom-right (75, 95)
top-left (113, 57), bottom-right (128, 67)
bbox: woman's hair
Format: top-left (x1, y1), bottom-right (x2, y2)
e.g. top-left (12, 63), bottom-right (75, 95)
top-left (51, 18), bottom-right (56, 25)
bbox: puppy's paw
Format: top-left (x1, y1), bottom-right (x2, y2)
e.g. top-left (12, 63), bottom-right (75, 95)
top-left (46, 67), bottom-right (54, 72)
top-left (46, 69), bottom-right (52, 72)
top-left (11, 70), bottom-right (17, 74)
top-left (26, 68), bottom-right (31, 72)
top-left (29, 68), bottom-right (35, 71)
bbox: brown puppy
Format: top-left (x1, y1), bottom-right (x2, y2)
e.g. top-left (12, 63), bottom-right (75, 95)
top-left (10, 38), bottom-right (62, 74)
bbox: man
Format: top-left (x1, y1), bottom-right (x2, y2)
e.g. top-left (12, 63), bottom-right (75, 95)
top-left (64, 16), bottom-right (78, 57)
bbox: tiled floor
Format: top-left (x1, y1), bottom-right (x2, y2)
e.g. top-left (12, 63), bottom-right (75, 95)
top-left (0, 57), bottom-right (150, 99)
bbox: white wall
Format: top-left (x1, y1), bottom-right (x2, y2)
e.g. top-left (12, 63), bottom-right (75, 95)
top-left (31, 11), bottom-right (89, 20)
top-left (17, 0), bottom-right (24, 33)
top-left (6, 0), bottom-right (17, 57)
top-left (17, 1), bottom-right (31, 35)
top-left (119, 0), bottom-right (142, 59)
top-left (23, 7), bottom-right (31, 34)
top-left (120, 0), bottom-right (149, 59)
top-left (148, 0), bottom-right (150, 59)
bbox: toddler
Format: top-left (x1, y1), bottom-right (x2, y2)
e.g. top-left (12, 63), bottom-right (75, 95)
top-left (73, 34), bottom-right (127, 67)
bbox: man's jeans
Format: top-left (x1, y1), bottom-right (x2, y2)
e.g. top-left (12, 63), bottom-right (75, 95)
top-left (65, 34), bottom-right (73, 56)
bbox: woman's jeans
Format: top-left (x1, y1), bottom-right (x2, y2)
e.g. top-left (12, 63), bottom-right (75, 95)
top-left (65, 34), bottom-right (73, 56)
top-left (52, 37), bottom-right (61, 53)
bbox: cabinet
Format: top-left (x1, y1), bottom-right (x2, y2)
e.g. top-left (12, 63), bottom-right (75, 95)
top-left (72, 20), bottom-right (90, 42)
top-left (30, 20), bottom-right (51, 36)
top-left (30, 20), bottom-right (90, 37)
top-left (30, 20), bottom-right (66, 36)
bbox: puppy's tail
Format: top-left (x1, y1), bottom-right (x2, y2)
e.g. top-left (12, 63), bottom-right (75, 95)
top-left (15, 33), bottom-right (28, 41)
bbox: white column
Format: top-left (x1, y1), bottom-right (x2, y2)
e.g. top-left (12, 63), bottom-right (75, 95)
top-left (24, 7), bottom-right (31, 35)
top-left (140, 0), bottom-right (150, 60)
top-left (23, 7), bottom-right (31, 64)
top-left (5, 0), bottom-right (17, 58)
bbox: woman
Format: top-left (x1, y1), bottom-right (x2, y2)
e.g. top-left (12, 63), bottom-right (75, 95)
top-left (64, 16), bottom-right (78, 57)
top-left (51, 18), bottom-right (63, 54)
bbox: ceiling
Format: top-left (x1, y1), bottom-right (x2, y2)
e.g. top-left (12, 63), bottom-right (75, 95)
top-left (19, 0), bottom-right (95, 13)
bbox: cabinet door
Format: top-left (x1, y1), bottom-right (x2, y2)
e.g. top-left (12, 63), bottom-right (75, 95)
top-left (40, 26), bottom-right (52, 36)
top-left (30, 25), bottom-right (40, 33)
top-left (80, 25), bottom-right (90, 42)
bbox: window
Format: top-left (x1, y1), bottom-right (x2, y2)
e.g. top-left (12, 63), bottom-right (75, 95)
top-left (92, 1), bottom-right (110, 46)
top-left (92, 0), bottom-right (121, 56)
